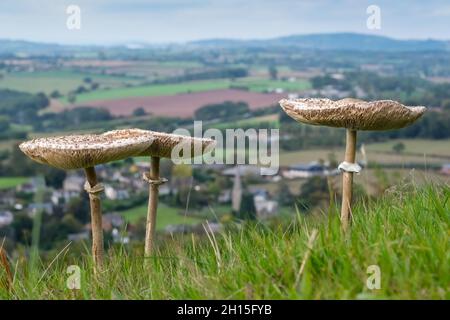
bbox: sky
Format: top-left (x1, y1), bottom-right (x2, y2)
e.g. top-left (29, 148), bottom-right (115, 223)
top-left (0, 0), bottom-right (449, 45)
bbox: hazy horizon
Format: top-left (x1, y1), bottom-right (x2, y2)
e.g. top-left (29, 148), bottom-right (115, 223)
top-left (1, 31), bottom-right (449, 47)
top-left (0, 0), bottom-right (449, 45)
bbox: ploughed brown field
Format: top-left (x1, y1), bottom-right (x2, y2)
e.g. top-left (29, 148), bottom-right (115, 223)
top-left (74, 89), bottom-right (285, 117)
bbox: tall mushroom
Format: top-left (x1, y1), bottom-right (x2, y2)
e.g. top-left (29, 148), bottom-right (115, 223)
top-left (19, 129), bottom-right (151, 270)
top-left (106, 129), bottom-right (215, 257)
top-left (279, 98), bottom-right (426, 229)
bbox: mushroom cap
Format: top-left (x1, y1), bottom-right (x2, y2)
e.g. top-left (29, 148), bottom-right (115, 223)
top-left (279, 98), bottom-right (426, 131)
top-left (124, 130), bottom-right (215, 159)
top-left (19, 129), bottom-right (152, 170)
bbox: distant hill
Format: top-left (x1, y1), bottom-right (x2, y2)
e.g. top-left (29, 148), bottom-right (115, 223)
top-left (0, 33), bottom-right (449, 55)
top-left (0, 39), bottom-right (92, 56)
top-left (190, 33), bottom-right (450, 51)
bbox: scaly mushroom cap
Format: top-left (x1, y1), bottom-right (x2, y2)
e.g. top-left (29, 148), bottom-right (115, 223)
top-left (279, 98), bottom-right (426, 131)
top-left (19, 129), bottom-right (152, 170)
top-left (120, 130), bottom-right (216, 159)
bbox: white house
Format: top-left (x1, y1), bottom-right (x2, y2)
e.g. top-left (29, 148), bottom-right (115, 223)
top-left (254, 195), bottom-right (278, 220)
top-left (0, 211), bottom-right (13, 227)
top-left (63, 175), bottom-right (84, 193)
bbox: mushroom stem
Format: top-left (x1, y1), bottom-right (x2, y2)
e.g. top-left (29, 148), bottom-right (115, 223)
top-left (144, 156), bottom-right (161, 257)
top-left (340, 129), bottom-right (357, 230)
top-left (84, 166), bottom-right (104, 270)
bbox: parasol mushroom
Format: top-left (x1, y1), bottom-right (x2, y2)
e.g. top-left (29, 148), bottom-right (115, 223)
top-left (109, 129), bottom-right (215, 257)
top-left (279, 98), bottom-right (426, 229)
top-left (19, 129), bottom-right (151, 270)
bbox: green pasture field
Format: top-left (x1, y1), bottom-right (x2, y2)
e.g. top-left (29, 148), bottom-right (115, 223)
top-left (0, 177), bottom-right (28, 189)
top-left (365, 139), bottom-right (450, 158)
top-left (118, 203), bottom-right (204, 228)
top-left (0, 71), bottom-right (137, 95)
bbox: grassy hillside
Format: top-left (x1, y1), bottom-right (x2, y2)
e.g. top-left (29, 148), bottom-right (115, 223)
top-left (1, 183), bottom-right (448, 299)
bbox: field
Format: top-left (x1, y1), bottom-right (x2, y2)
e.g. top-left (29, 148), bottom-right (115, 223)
top-left (0, 177), bottom-right (28, 190)
top-left (119, 203), bottom-right (204, 229)
top-left (255, 169), bottom-right (449, 197)
top-left (65, 77), bottom-right (304, 105)
top-left (0, 71), bottom-right (137, 95)
top-left (365, 139), bottom-right (450, 158)
top-left (279, 138), bottom-right (450, 166)
top-left (1, 184), bottom-right (448, 299)
top-left (67, 80), bottom-right (232, 104)
top-left (235, 78), bottom-right (311, 92)
top-left (75, 89), bottom-right (284, 117)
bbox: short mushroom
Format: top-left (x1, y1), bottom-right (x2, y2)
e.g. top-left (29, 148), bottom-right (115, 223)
top-left (279, 98), bottom-right (426, 229)
top-left (120, 130), bottom-right (215, 257)
top-left (19, 129), bottom-right (151, 270)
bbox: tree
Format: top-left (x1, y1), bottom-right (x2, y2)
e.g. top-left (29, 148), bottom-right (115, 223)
top-left (90, 82), bottom-right (99, 90)
top-left (67, 93), bottom-right (77, 104)
top-left (298, 176), bottom-right (329, 211)
top-left (43, 167), bottom-right (66, 189)
top-left (269, 65), bottom-right (278, 80)
top-left (50, 90), bottom-right (61, 99)
top-left (392, 142), bottom-right (405, 154)
top-left (235, 191), bottom-right (256, 220)
top-left (442, 99), bottom-right (450, 110)
top-left (194, 101), bottom-right (249, 121)
top-left (277, 181), bottom-right (294, 206)
top-left (66, 195), bottom-right (90, 224)
top-left (0, 116), bottom-right (10, 132)
top-left (133, 107), bottom-right (146, 117)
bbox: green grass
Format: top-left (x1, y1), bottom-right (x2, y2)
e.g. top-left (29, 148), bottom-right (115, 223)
top-left (0, 177), bottom-right (28, 189)
top-left (63, 79), bottom-right (232, 104)
top-left (1, 184), bottom-right (448, 299)
top-left (0, 71), bottom-right (137, 95)
top-left (119, 203), bottom-right (204, 229)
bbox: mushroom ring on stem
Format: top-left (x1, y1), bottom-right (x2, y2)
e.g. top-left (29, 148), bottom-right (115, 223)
top-left (19, 129), bottom-right (151, 271)
top-left (279, 98), bottom-right (426, 230)
top-left (112, 129), bottom-right (216, 257)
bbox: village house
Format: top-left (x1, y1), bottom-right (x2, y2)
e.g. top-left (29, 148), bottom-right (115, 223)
top-left (63, 175), bottom-right (84, 193)
top-left (253, 194), bottom-right (278, 220)
top-left (440, 164), bottom-right (450, 176)
top-left (218, 189), bottom-right (231, 203)
top-left (222, 165), bottom-right (275, 179)
top-left (16, 176), bottom-right (45, 193)
top-left (0, 190), bottom-right (17, 207)
top-left (282, 162), bottom-right (339, 179)
top-left (104, 185), bottom-right (130, 200)
top-left (28, 202), bottom-right (54, 216)
top-left (67, 231), bottom-right (89, 242)
top-left (51, 189), bottom-right (80, 205)
top-left (0, 210), bottom-right (13, 227)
